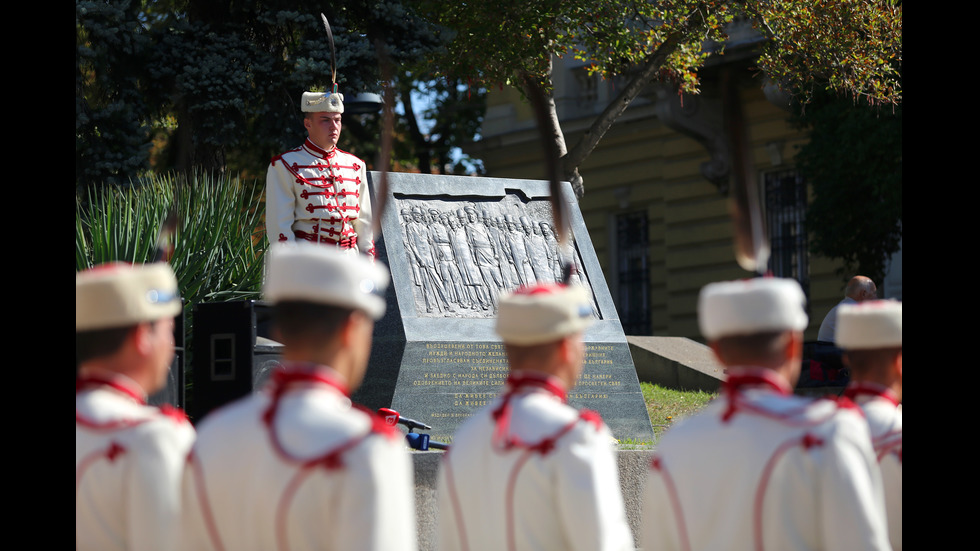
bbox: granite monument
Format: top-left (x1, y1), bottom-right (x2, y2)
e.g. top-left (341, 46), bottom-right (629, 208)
top-left (354, 172), bottom-right (655, 444)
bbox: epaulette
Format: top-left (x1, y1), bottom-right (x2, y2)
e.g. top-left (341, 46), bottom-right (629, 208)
top-left (158, 404), bottom-right (191, 425)
top-left (579, 409), bottom-right (604, 430)
top-left (827, 394), bottom-right (865, 416)
top-left (361, 405), bottom-right (402, 441)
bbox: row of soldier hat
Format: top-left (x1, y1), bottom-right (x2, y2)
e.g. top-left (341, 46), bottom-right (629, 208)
top-left (78, 246), bottom-right (898, 350)
top-left (698, 278), bottom-right (900, 348)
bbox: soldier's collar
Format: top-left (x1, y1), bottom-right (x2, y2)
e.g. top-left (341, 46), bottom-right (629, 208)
top-left (303, 138), bottom-right (338, 159)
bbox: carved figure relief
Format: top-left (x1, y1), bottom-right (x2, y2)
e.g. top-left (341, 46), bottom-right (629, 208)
top-left (394, 195), bottom-right (599, 319)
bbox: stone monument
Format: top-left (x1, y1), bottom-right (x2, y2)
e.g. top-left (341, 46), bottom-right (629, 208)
top-left (354, 172), bottom-right (655, 444)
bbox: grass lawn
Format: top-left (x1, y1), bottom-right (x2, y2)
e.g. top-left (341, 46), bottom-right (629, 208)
top-left (619, 382), bottom-right (716, 449)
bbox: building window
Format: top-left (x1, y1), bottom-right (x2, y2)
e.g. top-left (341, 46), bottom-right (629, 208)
top-left (764, 169), bottom-right (809, 299)
top-left (571, 66), bottom-right (598, 109)
top-left (615, 211), bottom-right (651, 335)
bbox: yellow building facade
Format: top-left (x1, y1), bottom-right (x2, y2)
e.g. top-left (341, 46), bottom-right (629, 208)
top-left (466, 56), bottom-right (895, 342)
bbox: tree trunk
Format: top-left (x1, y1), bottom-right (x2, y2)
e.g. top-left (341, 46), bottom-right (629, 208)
top-left (400, 83), bottom-right (433, 174)
top-left (518, 29), bottom-right (685, 200)
top-left (561, 33), bottom-right (684, 198)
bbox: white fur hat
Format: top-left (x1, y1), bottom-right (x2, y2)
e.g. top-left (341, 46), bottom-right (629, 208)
top-left (301, 91), bottom-right (344, 113)
top-left (835, 300), bottom-right (902, 349)
top-left (76, 263), bottom-right (181, 331)
top-left (698, 278), bottom-right (808, 340)
top-left (495, 283), bottom-right (594, 345)
top-left (263, 243), bottom-right (388, 320)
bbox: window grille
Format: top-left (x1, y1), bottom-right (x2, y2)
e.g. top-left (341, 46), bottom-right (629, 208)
top-left (615, 211), bottom-right (651, 335)
top-left (764, 169), bottom-right (810, 299)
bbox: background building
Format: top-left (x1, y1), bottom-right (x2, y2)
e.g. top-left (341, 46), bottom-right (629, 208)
top-left (467, 47), bottom-right (901, 341)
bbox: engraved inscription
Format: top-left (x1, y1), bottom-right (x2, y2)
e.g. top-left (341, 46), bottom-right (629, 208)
top-left (408, 343), bottom-right (623, 392)
top-left (393, 341), bottom-right (643, 443)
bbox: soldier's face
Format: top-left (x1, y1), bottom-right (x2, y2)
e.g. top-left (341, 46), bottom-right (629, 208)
top-left (305, 112), bottom-right (343, 150)
top-left (147, 317), bottom-right (176, 394)
top-left (347, 312), bottom-right (375, 391)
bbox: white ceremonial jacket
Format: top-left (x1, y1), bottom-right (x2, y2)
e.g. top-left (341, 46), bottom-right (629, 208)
top-left (265, 139), bottom-right (374, 256)
top-left (846, 382), bottom-right (902, 551)
top-left (181, 364), bottom-right (416, 551)
top-left (640, 368), bottom-right (891, 551)
top-left (437, 371), bottom-right (634, 551)
top-left (76, 373), bottom-right (196, 551)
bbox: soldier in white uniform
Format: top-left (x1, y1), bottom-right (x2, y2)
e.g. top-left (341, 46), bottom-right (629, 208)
top-left (181, 244), bottom-right (416, 551)
top-left (437, 283), bottom-right (634, 551)
top-left (837, 300), bottom-right (902, 551)
top-left (265, 88), bottom-right (375, 257)
top-left (76, 262), bottom-right (195, 551)
top-left (640, 277), bottom-right (891, 551)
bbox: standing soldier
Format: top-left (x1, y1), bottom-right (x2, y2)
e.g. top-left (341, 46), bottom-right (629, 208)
top-left (837, 300), bottom-right (903, 551)
top-left (640, 277), bottom-right (891, 551)
top-left (437, 283), bottom-right (633, 551)
top-left (407, 206), bottom-right (453, 313)
top-left (432, 211), bottom-right (469, 309)
top-left (503, 215), bottom-right (535, 287)
top-left (449, 209), bottom-right (491, 310)
top-left (76, 262), bottom-right (195, 551)
top-left (265, 87), bottom-right (375, 257)
top-left (464, 206), bottom-right (504, 308)
top-left (182, 244), bottom-right (416, 550)
top-left (492, 215), bottom-right (520, 291)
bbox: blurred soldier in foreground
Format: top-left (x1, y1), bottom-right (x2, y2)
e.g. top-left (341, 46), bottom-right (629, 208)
top-left (838, 300), bottom-right (903, 551)
top-left (640, 278), bottom-right (891, 550)
top-left (182, 244), bottom-right (416, 550)
top-left (437, 283), bottom-right (633, 551)
top-left (76, 262), bottom-right (194, 551)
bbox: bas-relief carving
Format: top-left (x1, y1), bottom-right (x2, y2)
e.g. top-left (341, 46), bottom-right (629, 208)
top-left (395, 194), bottom-right (600, 319)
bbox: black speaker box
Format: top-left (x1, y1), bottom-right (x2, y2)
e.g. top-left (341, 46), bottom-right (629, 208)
top-left (189, 300), bottom-right (284, 423)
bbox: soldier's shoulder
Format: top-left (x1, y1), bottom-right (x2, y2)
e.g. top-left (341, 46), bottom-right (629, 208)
top-left (334, 148), bottom-right (366, 163)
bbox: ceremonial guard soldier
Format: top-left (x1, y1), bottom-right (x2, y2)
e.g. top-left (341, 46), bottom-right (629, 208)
top-left (837, 300), bottom-right (903, 551)
top-left (640, 277), bottom-right (891, 551)
top-left (76, 262), bottom-right (195, 551)
top-left (181, 244), bottom-right (416, 551)
top-left (265, 87), bottom-right (375, 257)
top-left (437, 283), bottom-right (634, 551)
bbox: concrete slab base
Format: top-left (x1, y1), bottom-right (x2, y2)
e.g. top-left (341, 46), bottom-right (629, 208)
top-left (627, 336), bottom-right (724, 392)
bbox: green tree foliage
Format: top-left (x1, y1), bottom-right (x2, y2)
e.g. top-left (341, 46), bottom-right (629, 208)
top-left (749, 0), bottom-right (902, 107)
top-left (419, 0), bottom-right (902, 195)
top-left (76, 0), bottom-right (468, 186)
top-left (397, 77), bottom-right (487, 175)
top-left (794, 91), bottom-right (902, 284)
top-left (76, 0), bottom-right (155, 186)
top-left (76, 171), bottom-right (268, 375)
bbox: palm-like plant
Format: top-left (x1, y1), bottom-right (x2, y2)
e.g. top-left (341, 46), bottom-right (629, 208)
top-left (76, 171), bottom-right (267, 309)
